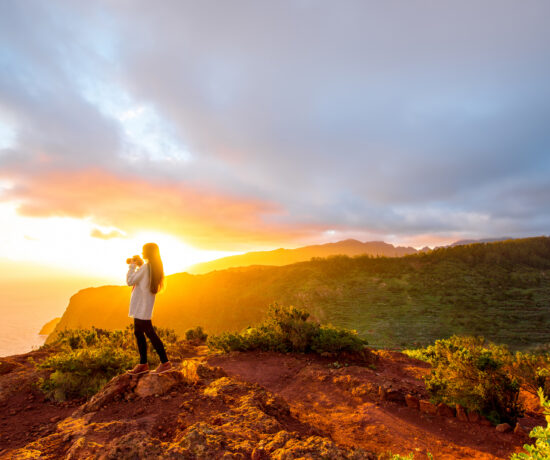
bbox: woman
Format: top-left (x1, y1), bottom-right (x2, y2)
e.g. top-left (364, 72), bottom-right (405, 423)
top-left (126, 242), bottom-right (174, 375)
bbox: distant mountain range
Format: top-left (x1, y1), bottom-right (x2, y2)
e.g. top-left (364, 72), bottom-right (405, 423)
top-left (188, 237), bottom-right (516, 274)
top-left (188, 239), bottom-right (418, 274)
top-left (44, 236), bottom-right (550, 351)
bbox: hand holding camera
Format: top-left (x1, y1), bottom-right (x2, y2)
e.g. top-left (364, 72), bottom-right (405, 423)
top-left (126, 255), bottom-right (144, 266)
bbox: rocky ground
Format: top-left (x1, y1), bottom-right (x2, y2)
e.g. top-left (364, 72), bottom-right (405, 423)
top-left (0, 344), bottom-right (544, 459)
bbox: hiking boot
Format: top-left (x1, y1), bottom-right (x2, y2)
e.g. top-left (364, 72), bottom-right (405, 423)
top-left (127, 363), bottom-right (149, 375)
top-left (151, 361), bottom-right (175, 374)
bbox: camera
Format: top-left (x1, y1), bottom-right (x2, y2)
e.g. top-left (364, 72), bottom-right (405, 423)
top-left (126, 255), bottom-right (144, 266)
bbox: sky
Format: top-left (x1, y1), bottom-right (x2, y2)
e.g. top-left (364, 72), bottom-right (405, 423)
top-left (1, 0), bottom-right (550, 280)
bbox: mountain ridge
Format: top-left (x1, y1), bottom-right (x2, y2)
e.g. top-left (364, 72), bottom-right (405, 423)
top-left (43, 236), bottom-right (550, 351)
top-left (187, 239), bottom-right (418, 274)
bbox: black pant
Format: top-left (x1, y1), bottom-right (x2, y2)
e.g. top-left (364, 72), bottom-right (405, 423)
top-left (133, 318), bottom-right (168, 364)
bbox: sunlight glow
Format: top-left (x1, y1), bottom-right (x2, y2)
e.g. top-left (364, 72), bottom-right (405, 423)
top-left (0, 203), bottom-right (238, 282)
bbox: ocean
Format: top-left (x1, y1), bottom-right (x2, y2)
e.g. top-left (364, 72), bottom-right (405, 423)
top-left (0, 277), bottom-right (113, 358)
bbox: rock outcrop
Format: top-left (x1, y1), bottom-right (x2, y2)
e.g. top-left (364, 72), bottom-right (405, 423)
top-left (6, 361), bottom-right (373, 459)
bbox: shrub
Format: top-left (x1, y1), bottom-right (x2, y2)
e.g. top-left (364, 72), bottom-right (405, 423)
top-left (36, 324), bottom-right (185, 401)
top-left (207, 304), bottom-right (367, 355)
top-left (409, 335), bottom-right (523, 425)
top-left (511, 388), bottom-right (550, 459)
top-left (36, 346), bottom-right (135, 401)
top-left (509, 351), bottom-right (550, 398)
top-left (185, 326), bottom-right (208, 342)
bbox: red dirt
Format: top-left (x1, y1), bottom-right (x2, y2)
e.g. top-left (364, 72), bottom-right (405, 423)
top-left (207, 349), bottom-right (544, 459)
top-left (0, 346), bottom-right (545, 459)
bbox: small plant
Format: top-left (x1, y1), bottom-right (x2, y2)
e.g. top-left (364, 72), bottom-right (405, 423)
top-left (185, 326), bottom-right (208, 342)
top-left (383, 453), bottom-right (415, 460)
top-left (511, 387), bottom-right (550, 459)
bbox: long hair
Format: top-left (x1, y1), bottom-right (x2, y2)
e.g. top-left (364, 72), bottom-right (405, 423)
top-left (142, 242), bottom-right (165, 294)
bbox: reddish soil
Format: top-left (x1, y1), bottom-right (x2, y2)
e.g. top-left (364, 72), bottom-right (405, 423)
top-left (207, 349), bottom-right (544, 459)
top-left (0, 345), bottom-right (545, 459)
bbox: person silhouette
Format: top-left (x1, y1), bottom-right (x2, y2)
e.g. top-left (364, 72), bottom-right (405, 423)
top-left (126, 242), bottom-right (174, 375)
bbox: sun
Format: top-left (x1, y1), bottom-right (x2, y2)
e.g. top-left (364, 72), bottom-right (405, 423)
top-left (0, 203), bottom-right (237, 281)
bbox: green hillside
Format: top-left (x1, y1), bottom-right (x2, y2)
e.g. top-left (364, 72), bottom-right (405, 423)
top-left (47, 236), bottom-right (550, 351)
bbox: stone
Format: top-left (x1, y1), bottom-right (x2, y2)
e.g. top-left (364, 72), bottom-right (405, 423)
top-left (436, 402), bottom-right (455, 418)
top-left (514, 423), bottom-right (528, 436)
top-left (455, 404), bottom-right (468, 422)
top-left (467, 411), bottom-right (481, 422)
top-left (386, 389), bottom-right (405, 404)
top-left (496, 423), bottom-right (512, 433)
top-left (135, 371), bottom-right (187, 398)
top-left (50, 416), bottom-right (61, 423)
top-left (378, 386), bottom-right (387, 401)
top-left (77, 372), bottom-right (138, 414)
top-left (405, 394), bottom-right (419, 409)
top-left (251, 447), bottom-right (263, 460)
top-left (419, 400), bottom-right (437, 415)
top-left (180, 360), bottom-right (227, 384)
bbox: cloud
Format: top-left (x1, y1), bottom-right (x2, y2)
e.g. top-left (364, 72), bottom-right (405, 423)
top-left (1, 1), bottom-right (549, 249)
top-left (0, 167), bottom-right (326, 250)
top-left (90, 228), bottom-right (126, 240)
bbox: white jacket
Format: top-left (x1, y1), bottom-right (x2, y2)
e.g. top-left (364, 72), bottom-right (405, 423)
top-left (127, 263), bottom-right (156, 320)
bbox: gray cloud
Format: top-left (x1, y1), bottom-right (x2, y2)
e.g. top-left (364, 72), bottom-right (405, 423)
top-left (1, 0), bottom-right (550, 247)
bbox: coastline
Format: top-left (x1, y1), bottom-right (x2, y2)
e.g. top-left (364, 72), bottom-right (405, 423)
top-left (0, 334), bottom-right (48, 359)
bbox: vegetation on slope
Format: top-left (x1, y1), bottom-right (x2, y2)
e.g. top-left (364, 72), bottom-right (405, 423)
top-left (36, 307), bottom-right (367, 402)
top-left (47, 236), bottom-right (550, 351)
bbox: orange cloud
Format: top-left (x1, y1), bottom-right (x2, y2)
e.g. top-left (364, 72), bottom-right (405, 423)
top-left (0, 168), bottom-right (322, 250)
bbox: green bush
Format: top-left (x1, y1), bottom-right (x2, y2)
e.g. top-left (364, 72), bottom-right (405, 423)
top-left (511, 388), bottom-right (550, 459)
top-left (185, 326), bottom-right (208, 342)
top-left (407, 335), bottom-right (523, 425)
top-left (207, 304), bottom-right (367, 354)
top-left (36, 346), bottom-right (135, 401)
top-left (36, 324), bottom-right (185, 401)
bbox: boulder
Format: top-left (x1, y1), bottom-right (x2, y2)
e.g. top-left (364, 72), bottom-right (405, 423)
top-left (180, 360), bottom-right (227, 384)
top-left (405, 394), bottom-right (419, 409)
top-left (455, 404), bottom-right (468, 422)
top-left (419, 400), bottom-right (437, 415)
top-left (76, 373), bottom-right (137, 415)
top-left (496, 423), bottom-right (512, 433)
top-left (436, 403), bottom-right (455, 418)
top-left (135, 371), bottom-right (187, 398)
